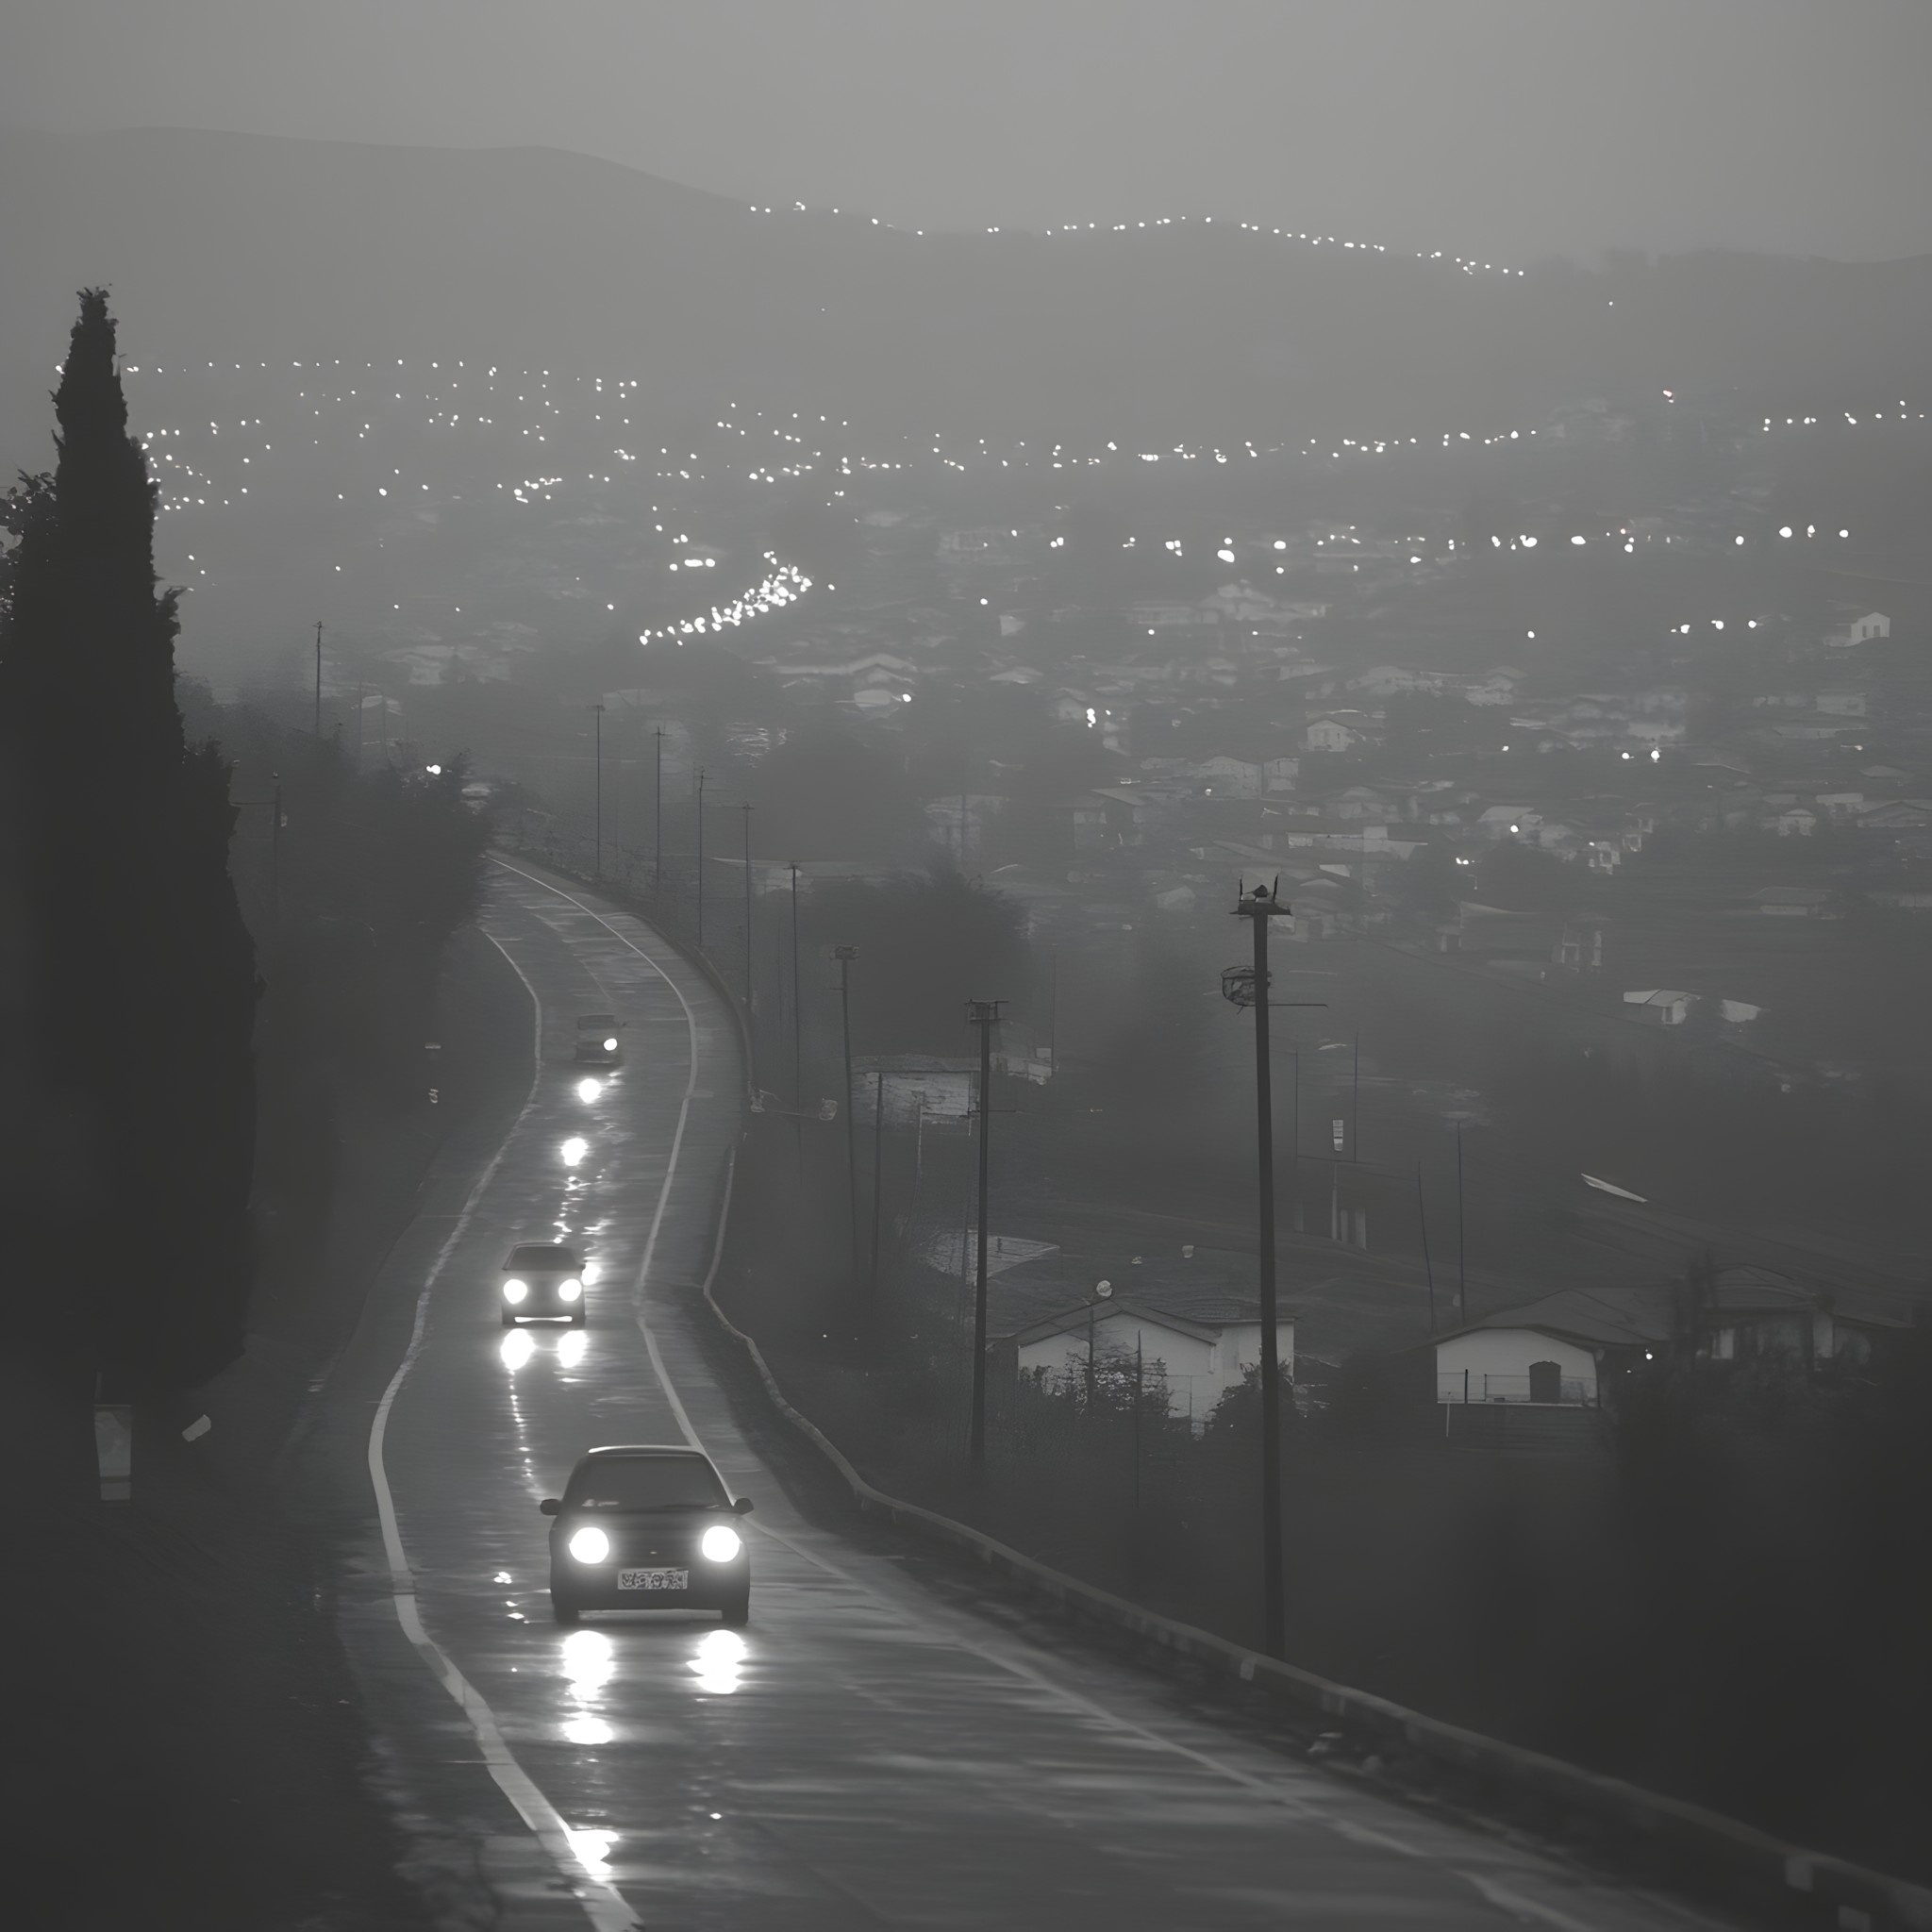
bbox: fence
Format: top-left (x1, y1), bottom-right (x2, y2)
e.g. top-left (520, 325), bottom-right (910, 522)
top-left (1436, 1371), bottom-right (1594, 1405)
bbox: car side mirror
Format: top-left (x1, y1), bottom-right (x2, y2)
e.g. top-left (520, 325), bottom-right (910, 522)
top-left (540, 1498), bottom-right (560, 1516)
top-left (732, 1496), bottom-right (753, 1516)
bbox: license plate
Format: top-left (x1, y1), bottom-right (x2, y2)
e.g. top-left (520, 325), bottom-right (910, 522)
top-left (618, 1568), bottom-right (688, 1591)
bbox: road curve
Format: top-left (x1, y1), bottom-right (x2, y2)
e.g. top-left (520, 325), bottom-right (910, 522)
top-left (331, 857), bottom-right (1735, 1932)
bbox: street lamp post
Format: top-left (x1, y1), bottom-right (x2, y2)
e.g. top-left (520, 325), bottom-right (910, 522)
top-left (965, 997), bottom-right (1005, 1475)
top-left (653, 725), bottom-right (663, 907)
top-left (1232, 882), bottom-right (1294, 1659)
top-left (591, 701), bottom-right (606, 879)
top-left (741, 803), bottom-right (754, 1022)
top-left (695, 767), bottom-right (707, 951)
top-left (836, 946), bottom-right (859, 1286)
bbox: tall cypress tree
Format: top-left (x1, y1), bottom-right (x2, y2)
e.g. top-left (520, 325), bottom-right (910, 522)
top-left (0, 291), bottom-right (257, 1429)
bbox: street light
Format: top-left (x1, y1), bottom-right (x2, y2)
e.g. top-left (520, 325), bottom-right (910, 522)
top-left (835, 946), bottom-right (859, 1286)
top-left (1227, 881), bottom-right (1301, 1658)
top-left (591, 702), bottom-right (606, 879)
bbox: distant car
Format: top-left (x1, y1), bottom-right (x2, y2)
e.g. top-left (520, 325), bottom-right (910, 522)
top-left (541, 1445), bottom-right (752, 1625)
top-left (574, 1014), bottom-right (624, 1065)
top-left (500, 1242), bottom-right (589, 1326)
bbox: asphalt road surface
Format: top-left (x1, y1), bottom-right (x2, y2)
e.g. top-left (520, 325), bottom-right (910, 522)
top-left (324, 856), bottom-right (1738, 1932)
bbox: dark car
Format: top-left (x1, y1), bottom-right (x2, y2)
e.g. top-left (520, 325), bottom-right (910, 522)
top-left (500, 1242), bottom-right (589, 1326)
top-left (574, 1014), bottom-right (625, 1065)
top-left (541, 1445), bottom-right (752, 1624)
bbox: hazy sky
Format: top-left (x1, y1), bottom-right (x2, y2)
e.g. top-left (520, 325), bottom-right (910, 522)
top-left (5, 0), bottom-right (1929, 264)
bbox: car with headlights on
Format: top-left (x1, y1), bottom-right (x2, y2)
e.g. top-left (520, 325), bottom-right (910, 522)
top-left (574, 1014), bottom-right (625, 1066)
top-left (541, 1445), bottom-right (752, 1625)
top-left (499, 1242), bottom-right (589, 1326)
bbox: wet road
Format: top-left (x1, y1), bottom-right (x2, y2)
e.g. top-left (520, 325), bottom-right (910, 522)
top-left (342, 857), bottom-right (1733, 1932)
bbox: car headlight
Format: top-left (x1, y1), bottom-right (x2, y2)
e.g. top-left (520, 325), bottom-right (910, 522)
top-left (602, 1038), bottom-right (618, 1053)
top-left (700, 1525), bottom-right (742, 1563)
top-left (503, 1279), bottom-right (528, 1303)
top-left (568, 1526), bottom-right (610, 1563)
top-left (558, 1278), bottom-right (582, 1301)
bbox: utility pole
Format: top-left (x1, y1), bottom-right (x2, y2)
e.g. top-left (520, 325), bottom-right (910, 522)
top-left (695, 767), bottom-right (707, 951)
top-left (1418, 1162), bottom-right (1437, 1332)
top-left (653, 725), bottom-right (663, 906)
top-left (790, 863), bottom-right (803, 1110)
top-left (965, 998), bottom-right (1005, 1475)
top-left (1353, 1028), bottom-right (1361, 1162)
top-left (1288, 1049), bottom-right (1300, 1232)
top-left (1456, 1121), bottom-right (1467, 1323)
top-left (871, 1070), bottom-right (886, 1294)
top-left (313, 622), bottom-right (324, 739)
top-left (591, 702), bottom-right (605, 879)
top-left (1232, 882), bottom-right (1293, 1659)
top-left (836, 946), bottom-right (859, 1288)
top-left (741, 804), bottom-right (754, 1021)
top-left (790, 862), bottom-right (804, 1164)
top-left (1048, 945), bottom-right (1058, 1073)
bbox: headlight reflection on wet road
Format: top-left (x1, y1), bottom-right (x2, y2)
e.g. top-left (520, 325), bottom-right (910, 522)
top-left (565, 1826), bottom-right (618, 1874)
top-left (561, 1627), bottom-right (617, 1694)
top-left (689, 1627), bottom-right (746, 1695)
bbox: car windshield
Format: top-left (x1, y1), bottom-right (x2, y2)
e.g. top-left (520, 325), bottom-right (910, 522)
top-left (566, 1457), bottom-right (727, 1511)
top-left (508, 1245), bottom-right (577, 1271)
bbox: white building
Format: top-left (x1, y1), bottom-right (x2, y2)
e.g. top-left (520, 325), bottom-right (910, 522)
top-left (1008, 1298), bottom-right (1293, 1428)
top-left (1824, 611), bottom-right (1890, 651)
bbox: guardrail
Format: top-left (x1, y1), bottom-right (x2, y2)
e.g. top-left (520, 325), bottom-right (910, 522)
top-left (700, 1264), bottom-right (1932, 1929)
top-left (512, 854), bottom-right (1932, 1932)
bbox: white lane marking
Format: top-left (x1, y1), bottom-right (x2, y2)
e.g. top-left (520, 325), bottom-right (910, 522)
top-left (365, 918), bottom-right (641, 1932)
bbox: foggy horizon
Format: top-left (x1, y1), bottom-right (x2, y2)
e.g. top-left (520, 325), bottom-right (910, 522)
top-left (8, 7), bottom-right (1932, 1929)
top-left (7, 0), bottom-right (1932, 266)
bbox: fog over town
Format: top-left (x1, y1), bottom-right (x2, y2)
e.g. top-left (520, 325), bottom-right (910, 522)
top-left (3, 6), bottom-right (1930, 1929)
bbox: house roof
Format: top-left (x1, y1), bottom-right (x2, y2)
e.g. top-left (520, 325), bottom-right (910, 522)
top-left (1435, 1286), bottom-right (1674, 1350)
top-left (1434, 1268), bottom-right (1919, 1355)
top-left (987, 1246), bottom-right (1294, 1341)
top-left (1011, 1299), bottom-right (1225, 1349)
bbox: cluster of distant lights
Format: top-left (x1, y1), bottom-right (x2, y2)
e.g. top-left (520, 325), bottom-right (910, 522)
top-left (116, 358), bottom-right (841, 518)
top-left (116, 357), bottom-right (1916, 538)
top-left (113, 358), bottom-right (835, 638)
top-left (1760, 403), bottom-right (1924, 432)
top-left (637, 554), bottom-right (812, 646)
top-left (104, 357), bottom-right (1883, 646)
top-left (741, 199), bottom-right (1524, 280)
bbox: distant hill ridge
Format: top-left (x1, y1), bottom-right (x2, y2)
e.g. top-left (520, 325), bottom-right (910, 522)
top-left (2, 125), bottom-right (1930, 448)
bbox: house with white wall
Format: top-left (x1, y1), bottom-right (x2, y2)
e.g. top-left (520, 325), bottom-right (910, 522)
top-left (1824, 611), bottom-right (1890, 651)
top-left (1007, 1295), bottom-right (1294, 1428)
top-left (1435, 1273), bottom-right (1914, 1409)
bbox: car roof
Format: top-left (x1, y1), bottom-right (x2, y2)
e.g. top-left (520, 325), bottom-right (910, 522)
top-left (577, 1013), bottom-right (618, 1025)
top-left (503, 1242), bottom-right (578, 1263)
